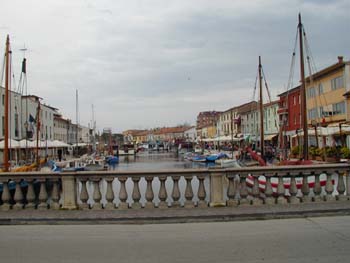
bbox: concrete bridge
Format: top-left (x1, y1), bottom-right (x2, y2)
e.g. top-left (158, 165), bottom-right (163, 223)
top-left (0, 163), bottom-right (350, 224)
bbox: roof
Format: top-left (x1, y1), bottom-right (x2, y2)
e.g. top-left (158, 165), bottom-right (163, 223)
top-left (278, 85), bottom-right (301, 97)
top-left (305, 59), bottom-right (349, 83)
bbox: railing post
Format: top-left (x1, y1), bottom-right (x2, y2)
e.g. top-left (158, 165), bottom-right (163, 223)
top-left (0, 180), bottom-right (11, 211)
top-left (209, 172), bottom-right (225, 207)
top-left (105, 178), bottom-right (115, 209)
top-left (346, 170), bottom-right (350, 201)
top-left (324, 172), bottom-right (335, 202)
top-left (313, 172), bottom-right (322, 202)
top-left (301, 173), bottom-right (311, 203)
top-left (118, 176), bottom-right (128, 209)
top-left (145, 176), bottom-right (155, 209)
top-left (227, 173), bottom-right (238, 207)
top-left (252, 175), bottom-right (263, 205)
top-left (197, 175), bottom-right (207, 208)
top-left (13, 179), bottom-right (24, 210)
top-left (158, 176), bottom-right (168, 209)
top-left (79, 178), bottom-right (89, 210)
top-left (337, 171), bottom-right (347, 201)
top-left (264, 174), bottom-right (274, 205)
top-left (289, 173), bottom-right (300, 204)
top-left (184, 175), bottom-right (194, 208)
top-left (131, 177), bottom-right (141, 209)
top-left (61, 175), bottom-right (77, 210)
top-left (171, 175), bottom-right (181, 208)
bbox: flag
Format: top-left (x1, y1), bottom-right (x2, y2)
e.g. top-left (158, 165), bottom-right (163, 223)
top-left (29, 114), bottom-right (36, 123)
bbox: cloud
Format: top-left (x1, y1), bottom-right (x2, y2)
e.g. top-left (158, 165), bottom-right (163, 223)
top-left (0, 0), bottom-right (349, 132)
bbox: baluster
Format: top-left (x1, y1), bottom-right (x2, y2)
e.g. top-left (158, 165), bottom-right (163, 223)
top-left (26, 179), bottom-right (36, 209)
top-left (184, 175), bottom-right (194, 208)
top-left (277, 176), bottom-right (287, 204)
top-left (37, 179), bottom-right (48, 210)
top-left (0, 180), bottom-right (10, 211)
top-left (337, 171), bottom-right (347, 201)
top-left (325, 172), bottom-right (335, 202)
top-left (289, 174), bottom-right (300, 204)
top-left (13, 179), bottom-right (24, 210)
top-left (239, 174), bottom-right (249, 205)
top-left (313, 172), bottom-right (322, 202)
top-left (8, 180), bottom-right (16, 208)
top-left (252, 175), bottom-right (262, 205)
top-left (197, 175), bottom-right (207, 208)
top-left (145, 176), bottom-right (155, 209)
top-left (158, 176), bottom-right (168, 209)
top-left (171, 175), bottom-right (181, 208)
top-left (301, 173), bottom-right (311, 203)
top-left (346, 170), bottom-right (350, 201)
top-left (264, 175), bottom-right (274, 205)
top-left (105, 178), bottom-right (115, 209)
top-left (50, 179), bottom-right (60, 209)
top-left (227, 174), bottom-right (237, 207)
top-left (91, 178), bottom-right (102, 210)
top-left (118, 177), bottom-right (128, 209)
top-left (79, 179), bottom-right (89, 210)
top-left (131, 177), bottom-right (141, 209)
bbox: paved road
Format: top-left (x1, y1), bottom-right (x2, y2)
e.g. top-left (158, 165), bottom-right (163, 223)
top-left (1, 216), bottom-right (350, 263)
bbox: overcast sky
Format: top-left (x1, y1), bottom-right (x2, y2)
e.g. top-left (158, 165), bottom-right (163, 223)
top-left (0, 0), bottom-right (349, 133)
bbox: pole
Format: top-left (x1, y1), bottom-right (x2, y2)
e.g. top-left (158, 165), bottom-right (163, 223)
top-left (258, 56), bottom-right (264, 157)
top-left (231, 110), bottom-right (234, 158)
top-left (76, 89), bottom-right (78, 156)
top-left (36, 98), bottom-right (41, 170)
top-left (298, 13), bottom-right (309, 160)
top-left (3, 35), bottom-right (10, 171)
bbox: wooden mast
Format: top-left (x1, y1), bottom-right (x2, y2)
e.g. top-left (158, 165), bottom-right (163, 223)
top-left (3, 35), bottom-right (11, 172)
top-left (298, 13), bottom-right (308, 160)
top-left (258, 56), bottom-right (264, 157)
top-left (35, 97), bottom-right (41, 170)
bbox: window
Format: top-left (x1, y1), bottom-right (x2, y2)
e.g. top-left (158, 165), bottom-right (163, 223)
top-left (308, 108), bottom-right (317, 120)
top-left (318, 83), bottom-right (324, 95)
top-left (331, 76), bottom-right (344, 90)
top-left (293, 96), bottom-right (296, 105)
top-left (2, 95), bottom-right (4, 105)
top-left (332, 101), bottom-right (345, 115)
top-left (14, 113), bottom-right (19, 137)
top-left (2, 116), bottom-right (4, 136)
top-left (307, 87), bottom-right (316, 98)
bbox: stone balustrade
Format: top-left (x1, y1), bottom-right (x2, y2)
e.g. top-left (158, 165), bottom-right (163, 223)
top-left (0, 163), bottom-right (349, 211)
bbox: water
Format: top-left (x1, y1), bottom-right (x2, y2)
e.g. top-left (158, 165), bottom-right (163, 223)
top-left (111, 151), bottom-right (216, 171)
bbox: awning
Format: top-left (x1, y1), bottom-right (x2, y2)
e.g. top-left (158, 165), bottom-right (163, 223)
top-left (264, 134), bottom-right (278, 141)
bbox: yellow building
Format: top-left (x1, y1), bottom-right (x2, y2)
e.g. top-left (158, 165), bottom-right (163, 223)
top-left (305, 56), bottom-right (350, 146)
top-left (306, 56), bottom-right (349, 125)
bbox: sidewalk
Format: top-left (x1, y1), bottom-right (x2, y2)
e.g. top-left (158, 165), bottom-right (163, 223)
top-left (1, 202), bottom-right (350, 225)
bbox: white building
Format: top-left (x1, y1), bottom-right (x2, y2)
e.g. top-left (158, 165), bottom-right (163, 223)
top-left (21, 95), bottom-right (56, 142)
top-left (184, 126), bottom-right (196, 141)
top-left (53, 113), bottom-right (70, 143)
top-left (0, 86), bottom-right (22, 140)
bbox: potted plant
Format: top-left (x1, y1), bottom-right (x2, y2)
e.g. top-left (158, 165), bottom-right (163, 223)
top-left (325, 146), bottom-right (340, 163)
top-left (309, 146), bottom-right (317, 160)
top-left (340, 147), bottom-right (350, 161)
top-left (315, 148), bottom-right (324, 161)
top-left (290, 145), bottom-right (302, 159)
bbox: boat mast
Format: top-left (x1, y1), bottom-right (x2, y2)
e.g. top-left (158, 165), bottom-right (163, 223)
top-left (35, 97), bottom-right (41, 170)
top-left (258, 56), bottom-right (264, 157)
top-left (76, 89), bottom-right (78, 156)
top-left (298, 13), bottom-right (308, 160)
top-left (3, 35), bottom-right (11, 172)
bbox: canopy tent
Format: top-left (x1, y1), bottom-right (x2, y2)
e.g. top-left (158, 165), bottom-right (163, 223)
top-left (0, 139), bottom-right (71, 149)
top-left (0, 139), bottom-right (21, 149)
top-left (202, 136), bottom-right (244, 142)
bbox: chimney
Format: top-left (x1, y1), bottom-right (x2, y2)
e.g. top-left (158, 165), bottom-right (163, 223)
top-left (338, 56), bottom-right (344, 64)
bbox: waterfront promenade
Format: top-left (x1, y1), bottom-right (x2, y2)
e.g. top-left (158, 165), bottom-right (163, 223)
top-left (1, 215), bottom-right (350, 263)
